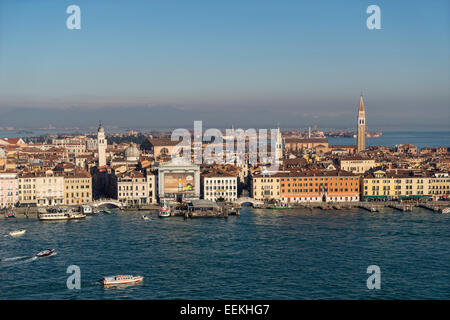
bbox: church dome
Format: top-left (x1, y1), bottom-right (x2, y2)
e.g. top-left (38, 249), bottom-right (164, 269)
top-left (124, 144), bottom-right (140, 162)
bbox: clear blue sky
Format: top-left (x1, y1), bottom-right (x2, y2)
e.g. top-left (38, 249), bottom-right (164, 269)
top-left (0, 0), bottom-right (448, 129)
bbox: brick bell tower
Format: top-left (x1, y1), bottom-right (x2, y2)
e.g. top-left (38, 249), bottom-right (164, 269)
top-left (357, 95), bottom-right (366, 153)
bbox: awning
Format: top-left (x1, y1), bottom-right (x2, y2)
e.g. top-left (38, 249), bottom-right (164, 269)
top-left (363, 195), bottom-right (388, 199)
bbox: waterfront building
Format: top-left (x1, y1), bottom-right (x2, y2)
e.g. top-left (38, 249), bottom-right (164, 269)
top-left (113, 170), bottom-right (147, 206)
top-left (339, 156), bottom-right (377, 174)
top-left (357, 95), bottom-right (366, 152)
top-left (35, 171), bottom-right (65, 206)
top-left (251, 172), bottom-right (283, 202)
top-left (145, 169), bottom-right (157, 204)
top-left (18, 172), bottom-right (37, 205)
top-left (361, 170), bottom-right (449, 200)
top-left (279, 170), bottom-right (360, 203)
top-left (97, 122), bottom-right (107, 167)
top-left (428, 172), bottom-right (450, 200)
top-left (63, 171), bottom-right (92, 205)
top-left (0, 171), bottom-right (18, 208)
top-left (201, 168), bottom-right (238, 202)
top-left (157, 158), bottom-right (200, 203)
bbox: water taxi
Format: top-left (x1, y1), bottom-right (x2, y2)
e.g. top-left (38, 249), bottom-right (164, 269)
top-left (38, 207), bottom-right (86, 221)
top-left (81, 205), bottom-right (93, 215)
top-left (159, 203), bottom-right (171, 217)
top-left (9, 229), bottom-right (26, 237)
top-left (36, 249), bottom-right (56, 257)
top-left (5, 207), bottom-right (15, 218)
top-left (100, 275), bottom-right (143, 285)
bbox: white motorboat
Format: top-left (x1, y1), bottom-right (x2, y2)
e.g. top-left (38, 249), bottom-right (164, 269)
top-left (141, 215), bottom-right (149, 220)
top-left (81, 205), bottom-right (93, 215)
top-left (100, 275), bottom-right (143, 285)
top-left (159, 203), bottom-right (171, 217)
top-left (9, 229), bottom-right (26, 237)
top-left (442, 207), bottom-right (450, 214)
top-left (36, 249), bottom-right (56, 258)
top-left (69, 213), bottom-right (86, 220)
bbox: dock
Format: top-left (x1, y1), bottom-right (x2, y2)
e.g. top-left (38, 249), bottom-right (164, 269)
top-left (389, 203), bottom-right (413, 212)
top-left (358, 203), bottom-right (379, 212)
top-left (419, 203), bottom-right (441, 212)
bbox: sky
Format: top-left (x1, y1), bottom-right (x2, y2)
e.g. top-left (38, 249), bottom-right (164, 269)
top-left (0, 0), bottom-right (449, 129)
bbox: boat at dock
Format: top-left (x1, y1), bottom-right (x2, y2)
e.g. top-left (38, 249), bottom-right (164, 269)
top-left (5, 207), bottom-right (15, 218)
top-left (159, 203), bottom-right (171, 217)
top-left (81, 205), bottom-right (93, 215)
top-left (100, 275), bottom-right (143, 285)
top-left (442, 207), bottom-right (450, 214)
top-left (9, 229), bottom-right (26, 237)
top-left (38, 207), bottom-right (86, 221)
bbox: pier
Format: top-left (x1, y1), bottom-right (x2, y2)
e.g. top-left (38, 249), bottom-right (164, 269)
top-left (389, 203), bottom-right (413, 212)
top-left (359, 203), bottom-right (379, 212)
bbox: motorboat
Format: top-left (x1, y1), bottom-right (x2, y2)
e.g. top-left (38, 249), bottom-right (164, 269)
top-left (442, 207), bottom-right (450, 214)
top-left (100, 275), bottom-right (143, 285)
top-left (5, 207), bottom-right (15, 218)
top-left (159, 203), bottom-right (171, 217)
top-left (39, 207), bottom-right (73, 221)
top-left (141, 215), bottom-right (149, 220)
top-left (81, 205), bottom-right (93, 215)
top-left (9, 229), bottom-right (26, 237)
top-left (69, 213), bottom-right (86, 220)
top-left (103, 210), bottom-right (113, 215)
top-left (36, 249), bottom-right (56, 258)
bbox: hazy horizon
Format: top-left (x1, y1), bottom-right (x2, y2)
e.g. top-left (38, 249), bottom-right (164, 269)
top-left (0, 0), bottom-right (449, 129)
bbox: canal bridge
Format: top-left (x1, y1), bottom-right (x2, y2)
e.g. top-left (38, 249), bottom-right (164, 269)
top-left (91, 199), bottom-right (124, 209)
top-left (234, 197), bottom-right (264, 207)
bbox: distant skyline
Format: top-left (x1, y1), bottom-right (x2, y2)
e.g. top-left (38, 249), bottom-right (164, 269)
top-left (0, 0), bottom-right (449, 129)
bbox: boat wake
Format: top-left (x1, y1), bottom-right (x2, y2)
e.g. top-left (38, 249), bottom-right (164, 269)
top-left (1, 255), bottom-right (38, 266)
top-left (1, 256), bottom-right (28, 262)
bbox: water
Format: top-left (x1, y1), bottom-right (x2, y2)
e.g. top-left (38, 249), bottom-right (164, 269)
top-left (328, 130), bottom-right (450, 149)
top-left (1, 208), bottom-right (449, 299)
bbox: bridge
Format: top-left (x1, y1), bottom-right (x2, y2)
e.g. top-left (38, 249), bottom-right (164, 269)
top-left (234, 197), bottom-right (264, 207)
top-left (91, 199), bottom-right (124, 209)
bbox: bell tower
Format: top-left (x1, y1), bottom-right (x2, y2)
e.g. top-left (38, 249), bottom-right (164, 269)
top-left (97, 121), bottom-right (107, 167)
top-left (357, 95), bottom-right (366, 152)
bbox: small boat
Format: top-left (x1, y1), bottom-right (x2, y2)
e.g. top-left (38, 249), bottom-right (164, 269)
top-left (100, 275), bottom-right (143, 285)
top-left (159, 203), bottom-right (171, 217)
top-left (69, 213), bottom-right (86, 220)
top-left (81, 205), bottom-right (93, 215)
top-left (442, 207), bottom-right (450, 214)
top-left (103, 210), bottom-right (113, 215)
top-left (141, 215), bottom-right (149, 220)
top-left (5, 207), bottom-right (15, 218)
top-left (9, 229), bottom-right (26, 237)
top-left (36, 249), bottom-right (56, 258)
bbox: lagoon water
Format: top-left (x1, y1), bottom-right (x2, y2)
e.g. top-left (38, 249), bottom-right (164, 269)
top-left (1, 207), bottom-right (449, 299)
